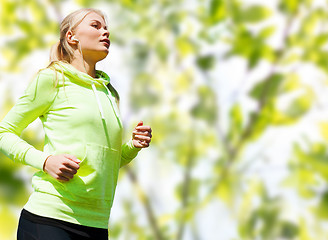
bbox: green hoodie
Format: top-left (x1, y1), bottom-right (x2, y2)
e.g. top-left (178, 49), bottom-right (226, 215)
top-left (0, 61), bottom-right (140, 229)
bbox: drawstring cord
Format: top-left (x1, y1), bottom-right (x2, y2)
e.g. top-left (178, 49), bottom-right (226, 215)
top-left (101, 82), bottom-right (122, 128)
top-left (91, 82), bottom-right (122, 128)
top-left (91, 83), bottom-right (105, 120)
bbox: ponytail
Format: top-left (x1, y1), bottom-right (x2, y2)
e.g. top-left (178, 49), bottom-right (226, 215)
top-left (49, 41), bottom-right (60, 62)
top-left (49, 40), bottom-right (71, 62)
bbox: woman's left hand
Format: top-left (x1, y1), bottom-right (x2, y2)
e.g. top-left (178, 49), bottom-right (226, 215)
top-left (132, 121), bottom-right (152, 148)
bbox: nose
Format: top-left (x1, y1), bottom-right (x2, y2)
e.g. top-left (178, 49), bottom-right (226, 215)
top-left (102, 28), bottom-right (109, 38)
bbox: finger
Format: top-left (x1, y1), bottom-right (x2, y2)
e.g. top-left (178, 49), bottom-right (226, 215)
top-left (133, 130), bottom-right (151, 136)
top-left (133, 139), bottom-right (143, 148)
top-left (64, 154), bottom-right (81, 164)
top-left (61, 170), bottom-right (75, 179)
top-left (60, 172), bottom-right (74, 180)
top-left (61, 166), bottom-right (78, 175)
top-left (135, 125), bottom-right (151, 131)
top-left (134, 140), bottom-right (149, 148)
top-left (139, 141), bottom-right (150, 147)
top-left (133, 128), bottom-right (152, 135)
top-left (63, 159), bottom-right (80, 170)
top-left (57, 175), bottom-right (70, 182)
top-left (133, 135), bottom-right (151, 142)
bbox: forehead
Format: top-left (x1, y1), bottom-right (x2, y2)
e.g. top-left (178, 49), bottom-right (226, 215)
top-left (82, 12), bottom-right (106, 24)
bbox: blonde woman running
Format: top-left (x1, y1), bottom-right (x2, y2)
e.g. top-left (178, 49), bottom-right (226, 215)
top-left (0, 8), bottom-right (152, 240)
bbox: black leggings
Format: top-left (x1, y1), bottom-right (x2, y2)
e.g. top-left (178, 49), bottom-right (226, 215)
top-left (17, 209), bottom-right (108, 240)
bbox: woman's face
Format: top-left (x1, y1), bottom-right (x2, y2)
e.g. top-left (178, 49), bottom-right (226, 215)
top-left (72, 12), bottom-right (110, 62)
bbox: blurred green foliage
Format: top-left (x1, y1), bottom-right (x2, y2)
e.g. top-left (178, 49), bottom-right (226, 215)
top-left (1, 0), bottom-right (328, 239)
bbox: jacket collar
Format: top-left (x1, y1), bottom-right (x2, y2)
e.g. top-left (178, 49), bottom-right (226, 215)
top-left (50, 61), bottom-right (110, 86)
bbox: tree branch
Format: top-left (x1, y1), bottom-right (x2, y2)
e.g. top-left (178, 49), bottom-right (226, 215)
top-left (200, 15), bottom-right (296, 208)
top-left (126, 166), bottom-right (165, 240)
top-left (176, 129), bottom-right (196, 240)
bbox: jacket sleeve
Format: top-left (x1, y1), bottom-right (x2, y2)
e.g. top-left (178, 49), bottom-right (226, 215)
top-left (0, 69), bottom-right (57, 171)
top-left (120, 139), bottom-right (141, 168)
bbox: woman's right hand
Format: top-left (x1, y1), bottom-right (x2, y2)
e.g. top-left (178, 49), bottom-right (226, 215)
top-left (43, 154), bottom-right (81, 182)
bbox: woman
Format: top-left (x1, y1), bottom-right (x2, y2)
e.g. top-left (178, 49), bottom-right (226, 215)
top-left (0, 8), bottom-right (152, 240)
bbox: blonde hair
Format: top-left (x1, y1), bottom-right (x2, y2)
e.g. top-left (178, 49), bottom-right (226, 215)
top-left (47, 9), bottom-right (119, 103)
top-left (49, 8), bottom-right (107, 63)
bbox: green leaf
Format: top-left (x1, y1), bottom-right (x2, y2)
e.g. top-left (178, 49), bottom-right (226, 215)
top-left (227, 104), bottom-right (243, 144)
top-left (314, 34), bottom-right (328, 48)
top-left (238, 5), bottom-right (272, 23)
top-left (0, 0), bottom-right (17, 34)
top-left (283, 93), bottom-right (312, 119)
top-left (259, 26), bottom-right (276, 39)
top-left (175, 36), bottom-right (196, 57)
top-left (249, 74), bottom-right (284, 100)
top-left (299, 218), bottom-right (313, 240)
top-left (227, 26), bottom-right (275, 68)
top-left (287, 34), bottom-right (304, 48)
top-left (74, 0), bottom-right (98, 7)
top-left (279, 221), bottom-right (299, 238)
top-left (301, 9), bottom-right (325, 36)
top-left (281, 52), bottom-right (302, 65)
top-left (175, 179), bottom-right (200, 204)
top-left (282, 168), bottom-right (318, 189)
top-left (246, 109), bottom-right (272, 141)
top-left (281, 73), bottom-right (301, 92)
top-left (260, 44), bottom-right (276, 62)
top-left (174, 71), bottom-right (193, 94)
top-left (274, 86), bottom-right (314, 125)
top-left (130, 73), bottom-right (161, 110)
top-left (304, 50), bottom-right (328, 73)
top-left (0, 162), bottom-right (29, 205)
top-left (279, 0), bottom-right (299, 14)
top-left (196, 55), bottom-right (215, 71)
top-left (314, 191), bottom-right (328, 219)
top-left (216, 175), bottom-right (237, 206)
top-left (155, 41), bottom-right (169, 62)
top-left (319, 122), bottom-right (328, 142)
top-left (191, 86), bottom-right (218, 124)
top-left (208, 0), bottom-right (226, 24)
top-left (0, 206), bottom-right (17, 240)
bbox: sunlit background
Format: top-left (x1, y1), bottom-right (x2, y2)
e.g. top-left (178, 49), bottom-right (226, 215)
top-left (1, 0), bottom-right (328, 239)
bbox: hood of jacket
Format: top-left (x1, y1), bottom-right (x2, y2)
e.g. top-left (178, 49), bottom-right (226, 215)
top-left (50, 61), bottom-right (110, 87)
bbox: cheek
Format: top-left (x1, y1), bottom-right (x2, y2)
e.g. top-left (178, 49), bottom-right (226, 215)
top-left (88, 33), bottom-right (99, 42)
top-left (89, 29), bottom-right (100, 38)
top-left (80, 29), bottom-right (99, 43)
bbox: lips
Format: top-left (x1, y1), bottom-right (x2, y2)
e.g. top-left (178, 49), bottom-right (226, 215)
top-left (100, 38), bottom-right (110, 48)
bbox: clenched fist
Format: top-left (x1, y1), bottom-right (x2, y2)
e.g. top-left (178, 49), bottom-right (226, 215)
top-left (132, 121), bottom-right (152, 148)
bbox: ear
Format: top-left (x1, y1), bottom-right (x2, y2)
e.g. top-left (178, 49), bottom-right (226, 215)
top-left (66, 31), bottom-right (78, 45)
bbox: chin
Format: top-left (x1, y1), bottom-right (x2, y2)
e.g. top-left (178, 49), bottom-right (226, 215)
top-left (83, 46), bottom-right (109, 58)
top-left (97, 53), bottom-right (108, 61)
top-left (91, 50), bottom-right (109, 62)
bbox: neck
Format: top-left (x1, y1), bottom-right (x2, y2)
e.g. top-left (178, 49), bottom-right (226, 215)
top-left (70, 53), bottom-right (96, 78)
